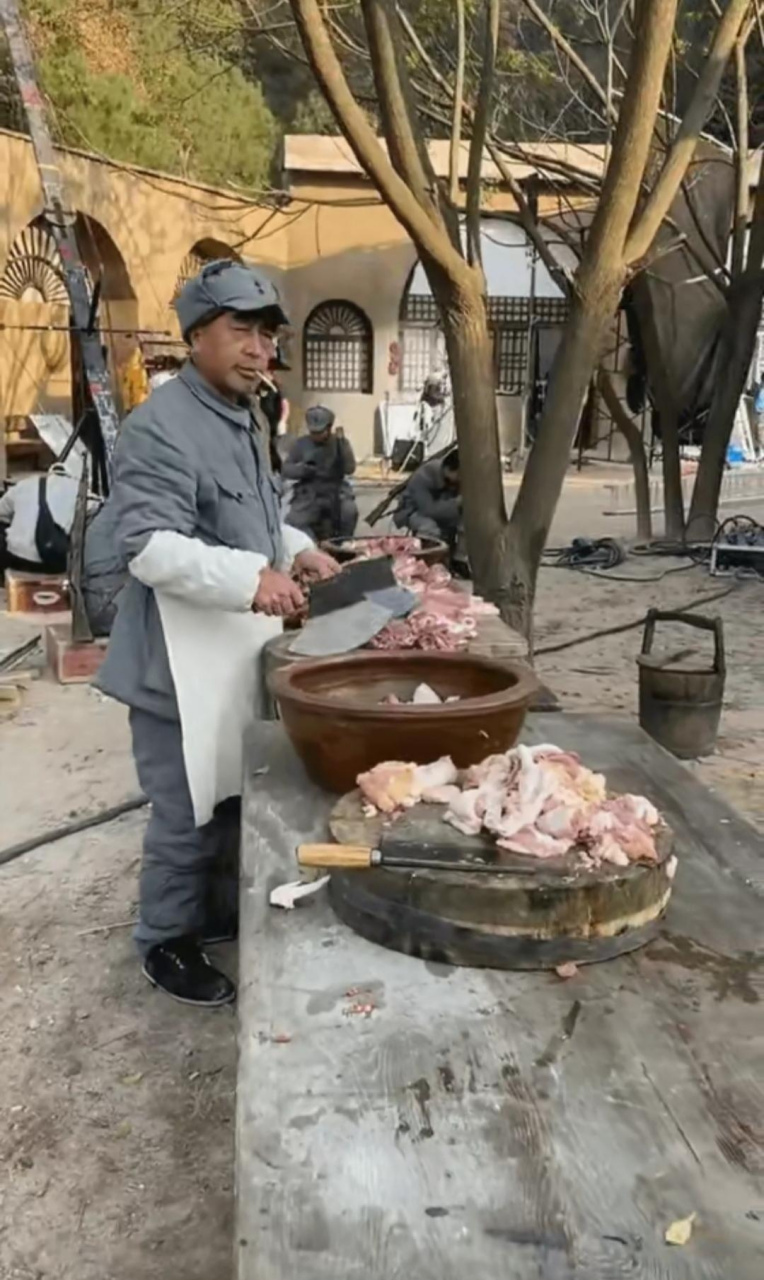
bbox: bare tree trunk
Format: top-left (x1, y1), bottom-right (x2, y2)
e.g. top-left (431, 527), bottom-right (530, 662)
top-left (655, 395), bottom-right (685, 539)
top-left (508, 282), bottom-right (624, 630)
top-left (597, 368), bottom-right (652, 540)
top-left (287, 0), bottom-right (742, 640)
top-left (688, 277), bottom-right (764, 537)
top-left (688, 106), bottom-right (764, 538)
top-left (425, 267), bottom-right (514, 608)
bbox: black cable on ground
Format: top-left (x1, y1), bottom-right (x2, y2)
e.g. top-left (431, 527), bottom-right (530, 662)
top-left (535, 584), bottom-right (738, 657)
top-left (0, 796), bottom-right (149, 869)
top-left (542, 536), bottom-right (626, 571)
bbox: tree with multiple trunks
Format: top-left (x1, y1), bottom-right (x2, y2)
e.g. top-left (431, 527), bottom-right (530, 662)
top-left (258, 0), bottom-right (753, 637)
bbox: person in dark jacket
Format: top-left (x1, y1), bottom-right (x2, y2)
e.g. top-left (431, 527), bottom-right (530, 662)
top-left (393, 449), bottom-right (461, 544)
top-left (283, 405), bottom-right (358, 540)
top-left (254, 351), bottom-right (290, 473)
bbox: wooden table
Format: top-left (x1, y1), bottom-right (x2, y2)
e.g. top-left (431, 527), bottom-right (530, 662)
top-left (237, 714), bottom-right (764, 1280)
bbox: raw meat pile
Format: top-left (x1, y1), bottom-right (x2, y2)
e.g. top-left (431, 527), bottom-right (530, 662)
top-left (340, 535), bottom-right (422, 558)
top-left (357, 744), bottom-right (662, 867)
top-left (368, 557), bottom-right (498, 652)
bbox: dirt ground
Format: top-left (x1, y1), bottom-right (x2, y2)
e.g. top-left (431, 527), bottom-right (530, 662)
top-left (1, 481), bottom-right (762, 1279)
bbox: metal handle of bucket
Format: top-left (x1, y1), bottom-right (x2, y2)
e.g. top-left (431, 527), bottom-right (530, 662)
top-left (641, 609), bottom-right (725, 677)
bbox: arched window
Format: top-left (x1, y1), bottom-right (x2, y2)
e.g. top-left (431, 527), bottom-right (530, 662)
top-left (304, 300), bottom-right (373, 393)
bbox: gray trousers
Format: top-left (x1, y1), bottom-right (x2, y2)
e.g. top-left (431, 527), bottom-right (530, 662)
top-left (288, 491), bottom-right (358, 540)
top-left (405, 512), bottom-right (442, 540)
top-left (129, 708), bottom-right (239, 955)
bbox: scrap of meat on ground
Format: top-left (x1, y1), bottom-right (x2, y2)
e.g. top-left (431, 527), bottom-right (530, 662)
top-left (358, 743), bottom-right (661, 866)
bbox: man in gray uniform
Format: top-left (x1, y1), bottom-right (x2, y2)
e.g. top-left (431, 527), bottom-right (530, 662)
top-left (283, 405), bottom-right (358, 541)
top-left (97, 259), bottom-right (337, 1007)
top-left (393, 449), bottom-right (461, 546)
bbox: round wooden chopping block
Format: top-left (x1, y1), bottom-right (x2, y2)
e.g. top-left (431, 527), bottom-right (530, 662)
top-left (327, 792), bottom-right (676, 970)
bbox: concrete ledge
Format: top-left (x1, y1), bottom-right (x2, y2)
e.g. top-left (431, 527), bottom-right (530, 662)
top-left (603, 466), bottom-right (764, 516)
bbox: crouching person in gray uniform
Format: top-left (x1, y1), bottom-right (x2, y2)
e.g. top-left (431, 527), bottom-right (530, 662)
top-left (96, 259), bottom-right (339, 1006)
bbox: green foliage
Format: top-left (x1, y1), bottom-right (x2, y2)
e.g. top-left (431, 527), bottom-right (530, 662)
top-left (17, 0), bottom-right (276, 190)
top-left (291, 90), bottom-right (338, 136)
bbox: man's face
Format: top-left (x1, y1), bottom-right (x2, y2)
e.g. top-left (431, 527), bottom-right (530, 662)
top-left (310, 428), bottom-right (332, 445)
top-left (191, 312), bottom-right (276, 399)
top-left (443, 465), bottom-right (460, 490)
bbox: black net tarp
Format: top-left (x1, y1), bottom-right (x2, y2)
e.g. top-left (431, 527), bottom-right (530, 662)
top-left (625, 139), bottom-right (734, 443)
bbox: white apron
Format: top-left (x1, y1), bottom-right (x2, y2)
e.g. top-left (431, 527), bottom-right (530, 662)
top-left (155, 592), bottom-right (282, 826)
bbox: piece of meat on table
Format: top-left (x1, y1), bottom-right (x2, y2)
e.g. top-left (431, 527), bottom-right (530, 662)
top-left (587, 795), bottom-right (660, 864)
top-left (356, 762), bottom-right (420, 814)
top-left (444, 787), bottom-right (483, 836)
top-left (357, 756), bottom-right (457, 814)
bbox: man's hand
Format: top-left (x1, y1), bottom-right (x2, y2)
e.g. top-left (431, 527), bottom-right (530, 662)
top-left (293, 548), bottom-right (341, 583)
top-left (253, 568), bottom-right (305, 617)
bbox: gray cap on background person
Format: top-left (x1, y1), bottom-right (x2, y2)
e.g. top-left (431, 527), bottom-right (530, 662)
top-left (305, 405), bottom-right (335, 434)
top-left (175, 259), bottom-right (289, 341)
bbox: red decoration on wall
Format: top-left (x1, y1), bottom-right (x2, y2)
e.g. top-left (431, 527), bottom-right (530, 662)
top-left (388, 340), bottom-right (401, 376)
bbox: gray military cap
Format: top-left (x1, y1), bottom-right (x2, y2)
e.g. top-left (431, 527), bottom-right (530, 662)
top-left (175, 259), bottom-right (288, 340)
top-left (306, 405), bottom-right (335, 433)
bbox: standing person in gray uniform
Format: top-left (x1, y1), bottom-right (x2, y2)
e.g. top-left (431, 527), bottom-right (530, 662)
top-left (283, 405), bottom-right (358, 541)
top-left (96, 260), bottom-right (339, 1007)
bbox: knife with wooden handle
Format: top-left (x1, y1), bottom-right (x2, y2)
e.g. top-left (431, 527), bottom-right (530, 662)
top-left (297, 842), bottom-right (520, 874)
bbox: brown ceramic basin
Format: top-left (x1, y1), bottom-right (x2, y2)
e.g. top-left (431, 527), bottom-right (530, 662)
top-left (270, 651), bottom-right (538, 794)
top-left (320, 534), bottom-right (449, 566)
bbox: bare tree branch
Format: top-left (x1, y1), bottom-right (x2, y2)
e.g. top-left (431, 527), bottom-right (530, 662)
top-left (519, 0), bottom-right (616, 121)
top-left (449, 0), bottom-right (466, 206)
top-left (466, 0), bottom-right (500, 266)
top-left (360, 0), bottom-right (441, 216)
top-left (626, 0), bottom-right (751, 265)
top-left (286, 0), bottom-right (467, 276)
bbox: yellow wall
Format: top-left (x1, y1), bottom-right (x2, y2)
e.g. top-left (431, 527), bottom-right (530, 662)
top-left (0, 129), bottom-right (594, 462)
top-left (0, 128), bottom-right (289, 434)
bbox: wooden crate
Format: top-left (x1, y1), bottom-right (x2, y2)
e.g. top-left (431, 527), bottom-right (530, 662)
top-left (5, 569), bottom-right (69, 615)
top-left (46, 623), bottom-right (108, 684)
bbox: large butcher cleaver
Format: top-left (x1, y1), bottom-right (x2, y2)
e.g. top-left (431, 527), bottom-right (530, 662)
top-left (308, 556), bottom-right (397, 617)
top-left (288, 599), bottom-right (393, 657)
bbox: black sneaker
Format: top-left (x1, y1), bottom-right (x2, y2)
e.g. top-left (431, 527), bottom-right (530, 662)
top-left (142, 937), bottom-right (236, 1007)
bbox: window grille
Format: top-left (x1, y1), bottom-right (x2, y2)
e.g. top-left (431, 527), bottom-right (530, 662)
top-left (304, 300), bottom-right (373, 393)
